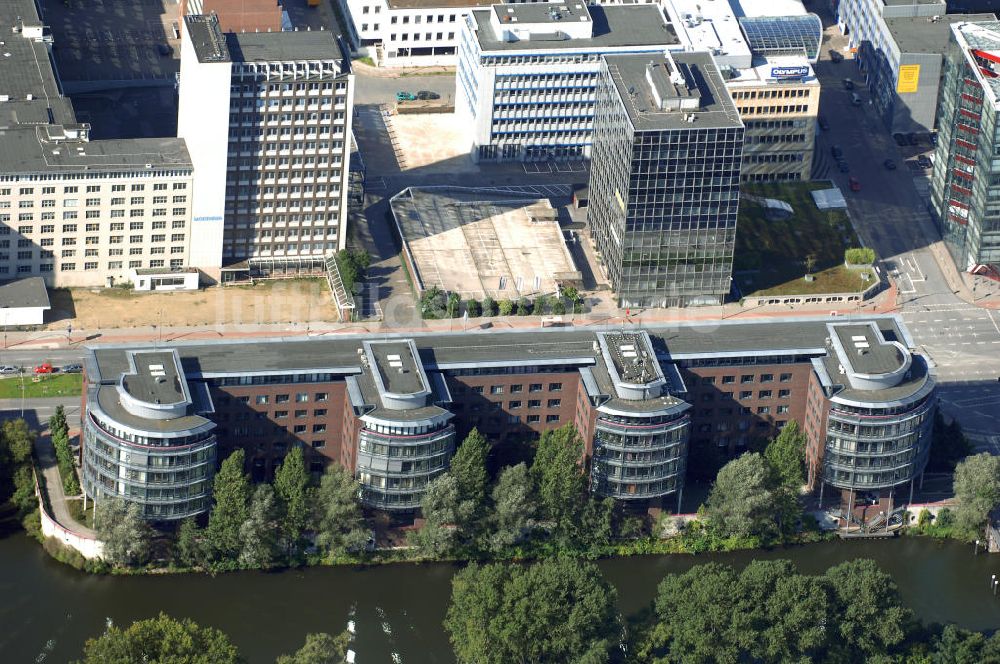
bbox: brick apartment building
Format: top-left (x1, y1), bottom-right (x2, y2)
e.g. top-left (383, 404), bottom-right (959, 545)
top-left (80, 316), bottom-right (935, 522)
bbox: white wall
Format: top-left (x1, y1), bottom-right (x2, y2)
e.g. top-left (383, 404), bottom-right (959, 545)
top-left (177, 28), bottom-right (231, 275)
top-left (0, 306), bottom-right (47, 326)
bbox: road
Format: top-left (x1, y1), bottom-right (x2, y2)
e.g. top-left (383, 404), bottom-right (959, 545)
top-left (812, 6), bottom-right (1000, 451)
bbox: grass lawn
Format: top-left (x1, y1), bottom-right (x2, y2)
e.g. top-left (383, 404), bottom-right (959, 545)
top-left (0, 373), bottom-right (83, 399)
top-left (735, 182), bottom-right (867, 297)
top-left (67, 499), bottom-right (95, 529)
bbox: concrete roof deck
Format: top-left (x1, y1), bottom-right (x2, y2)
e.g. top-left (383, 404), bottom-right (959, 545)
top-left (94, 385), bottom-right (213, 435)
top-left (390, 187), bottom-right (579, 300)
top-left (821, 353), bottom-right (931, 405)
top-left (369, 341), bottom-right (426, 395)
top-left (472, 5), bottom-right (679, 52)
top-left (0, 277), bottom-right (51, 310)
top-left (387, 0), bottom-right (494, 8)
top-left (887, 14), bottom-right (996, 55)
top-left (123, 351), bottom-right (187, 406)
top-left (602, 331), bottom-right (660, 385)
top-left (832, 324), bottom-right (906, 377)
top-left (605, 51), bottom-right (744, 131)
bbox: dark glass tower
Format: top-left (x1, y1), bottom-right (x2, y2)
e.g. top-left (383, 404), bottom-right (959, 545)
top-left (588, 51), bottom-right (744, 308)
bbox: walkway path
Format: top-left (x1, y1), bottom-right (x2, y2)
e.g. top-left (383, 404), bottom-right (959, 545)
top-left (34, 429), bottom-right (94, 538)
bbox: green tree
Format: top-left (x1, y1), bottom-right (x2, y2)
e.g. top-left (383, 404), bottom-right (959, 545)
top-left (445, 558), bottom-right (618, 664)
top-left (313, 465), bottom-right (369, 555)
top-left (49, 404), bottom-right (68, 438)
top-left (932, 624), bottom-right (1000, 664)
top-left (515, 297), bottom-right (532, 316)
top-left (276, 632), bottom-right (351, 664)
top-left (3, 418), bottom-right (34, 466)
top-left (450, 429), bottom-right (490, 512)
top-left (929, 412), bottom-right (973, 472)
top-left (174, 516), bottom-right (205, 568)
top-left (826, 558), bottom-right (913, 658)
top-left (274, 447), bottom-right (311, 556)
top-left (420, 286), bottom-right (448, 319)
top-left (239, 484), bottom-right (280, 568)
top-left (704, 452), bottom-right (779, 540)
top-left (75, 612), bottom-right (244, 664)
top-left (206, 450), bottom-right (251, 562)
top-left (530, 425), bottom-right (587, 542)
top-left (533, 294), bottom-right (549, 315)
top-left (952, 452), bottom-right (1000, 539)
top-left (481, 296), bottom-right (496, 317)
top-left (410, 473), bottom-right (463, 556)
top-left (764, 420), bottom-right (806, 489)
top-left (487, 462), bottom-right (537, 552)
top-left (95, 496), bottom-right (151, 567)
top-left (551, 298), bottom-right (567, 315)
top-left (0, 418), bottom-right (35, 510)
top-left (497, 299), bottom-right (514, 316)
top-left (465, 299), bottom-right (481, 318)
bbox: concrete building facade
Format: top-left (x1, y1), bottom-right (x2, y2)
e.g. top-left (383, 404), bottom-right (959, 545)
top-left (587, 51), bottom-right (745, 308)
top-left (178, 14), bottom-right (355, 280)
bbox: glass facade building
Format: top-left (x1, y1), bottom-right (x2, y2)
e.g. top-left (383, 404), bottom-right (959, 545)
top-left (931, 21), bottom-right (1000, 273)
top-left (739, 15), bottom-right (824, 62)
top-left (588, 51), bottom-right (744, 308)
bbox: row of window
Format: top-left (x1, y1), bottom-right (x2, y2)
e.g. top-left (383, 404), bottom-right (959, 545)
top-left (0, 183), bottom-right (186, 196)
top-left (471, 382), bottom-right (563, 395)
top-left (3, 209), bottom-right (187, 222)
top-left (701, 372), bottom-right (794, 384)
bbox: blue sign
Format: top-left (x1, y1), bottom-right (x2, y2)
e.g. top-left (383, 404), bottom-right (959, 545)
top-left (193, 216), bottom-right (223, 222)
top-left (770, 66), bottom-right (809, 80)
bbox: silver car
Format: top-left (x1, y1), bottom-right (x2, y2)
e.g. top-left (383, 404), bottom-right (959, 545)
top-left (0, 365), bottom-right (19, 375)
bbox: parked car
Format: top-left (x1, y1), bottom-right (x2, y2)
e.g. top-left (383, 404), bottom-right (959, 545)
top-left (930, 133), bottom-right (939, 146)
top-left (0, 365), bottom-right (18, 375)
top-left (837, 160), bottom-right (850, 173)
top-left (831, 145), bottom-right (843, 159)
top-left (883, 159), bottom-right (897, 170)
top-left (156, 43), bottom-right (173, 57)
top-left (843, 78), bottom-right (855, 90)
top-left (849, 176), bottom-right (862, 192)
top-left (34, 363), bottom-right (53, 374)
top-left (830, 50), bottom-right (844, 63)
top-left (395, 91), bottom-right (416, 102)
top-left (416, 90), bottom-right (440, 100)
top-left (818, 116), bottom-right (830, 131)
top-left (917, 155), bottom-right (933, 169)
top-left (906, 132), bottom-right (920, 146)
top-left (61, 364), bottom-right (83, 374)
top-left (893, 133), bottom-right (908, 147)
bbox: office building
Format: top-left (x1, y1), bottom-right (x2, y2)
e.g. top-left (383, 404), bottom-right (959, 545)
top-left (930, 19), bottom-right (1000, 273)
top-left (0, 0), bottom-right (196, 288)
top-left (731, 0), bottom-right (823, 63)
top-left (727, 57), bottom-right (820, 182)
top-left (837, 0), bottom-right (994, 133)
top-left (178, 14), bottom-right (355, 281)
top-left (80, 315), bottom-right (934, 521)
top-left (456, 3), bottom-right (684, 162)
top-left (587, 51), bottom-right (744, 308)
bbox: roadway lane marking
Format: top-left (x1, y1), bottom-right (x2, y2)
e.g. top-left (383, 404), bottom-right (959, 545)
top-left (988, 309), bottom-right (1000, 337)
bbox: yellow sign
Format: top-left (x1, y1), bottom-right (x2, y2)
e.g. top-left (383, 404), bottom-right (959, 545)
top-left (615, 189), bottom-right (625, 212)
top-left (897, 65), bottom-right (920, 93)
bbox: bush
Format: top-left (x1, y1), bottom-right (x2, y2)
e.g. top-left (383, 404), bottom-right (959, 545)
top-left (420, 286), bottom-right (448, 319)
top-left (466, 299), bottom-right (481, 318)
top-left (482, 296), bottom-right (496, 317)
top-left (498, 299), bottom-right (514, 316)
top-left (516, 297), bottom-right (532, 316)
top-left (533, 295), bottom-right (549, 316)
top-left (917, 508), bottom-right (932, 528)
top-left (551, 299), bottom-right (566, 315)
top-left (42, 536), bottom-right (88, 571)
top-left (845, 247), bottom-right (876, 265)
top-left (446, 292), bottom-right (461, 318)
top-left (936, 507), bottom-right (955, 528)
top-left (335, 249), bottom-right (371, 294)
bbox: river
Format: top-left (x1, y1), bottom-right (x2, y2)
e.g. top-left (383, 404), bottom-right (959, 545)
top-left (1, 534), bottom-right (999, 663)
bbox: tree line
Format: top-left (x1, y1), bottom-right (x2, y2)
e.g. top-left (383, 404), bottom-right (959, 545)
top-left (50, 405), bottom-right (80, 496)
top-left (96, 446), bottom-right (368, 571)
top-left (446, 555), bottom-right (1000, 664)
top-left (0, 418), bottom-right (36, 520)
top-left (419, 285), bottom-right (584, 320)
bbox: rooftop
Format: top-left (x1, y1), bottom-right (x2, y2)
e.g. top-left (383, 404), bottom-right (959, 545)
top-left (952, 20), bottom-right (1000, 103)
top-left (200, 0), bottom-right (283, 33)
top-left (0, 130), bottom-right (192, 174)
top-left (663, 0), bottom-right (752, 69)
top-left (731, 0), bottom-right (808, 18)
top-left (367, 340), bottom-right (427, 396)
top-left (604, 51), bottom-right (744, 131)
top-left (0, 277), bottom-right (51, 310)
top-left (389, 187), bottom-right (580, 300)
top-left (601, 331), bottom-right (662, 386)
top-left (122, 351), bottom-right (188, 407)
top-left (725, 55), bottom-right (818, 87)
top-left (471, 5), bottom-right (679, 52)
top-left (186, 14), bottom-right (345, 63)
top-left (883, 0), bottom-right (943, 6)
top-left (887, 14), bottom-right (995, 54)
top-left (832, 324), bottom-right (906, 377)
top-left (386, 0), bottom-right (494, 7)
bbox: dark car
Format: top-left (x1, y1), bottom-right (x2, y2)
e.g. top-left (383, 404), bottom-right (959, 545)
top-left (930, 133), bottom-right (939, 146)
top-left (893, 133), bottom-right (907, 147)
top-left (831, 145), bottom-right (843, 159)
top-left (849, 176), bottom-right (862, 192)
top-left (843, 78), bottom-right (855, 90)
top-left (830, 50), bottom-right (844, 63)
top-left (917, 155), bottom-right (933, 169)
top-left (61, 364), bottom-right (83, 373)
top-left (818, 116), bottom-right (830, 131)
top-left (907, 132), bottom-right (920, 146)
top-left (837, 160), bottom-right (850, 173)
top-left (884, 159), bottom-right (897, 170)
top-left (416, 90), bottom-right (441, 100)
top-left (156, 43), bottom-right (173, 57)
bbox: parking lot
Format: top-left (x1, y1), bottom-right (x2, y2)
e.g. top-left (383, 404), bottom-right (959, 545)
top-left (42, 0), bottom-right (179, 83)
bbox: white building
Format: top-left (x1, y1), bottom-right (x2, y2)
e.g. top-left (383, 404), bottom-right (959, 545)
top-left (179, 15), bottom-right (355, 282)
top-left (456, 3), bottom-right (685, 162)
top-left (340, 0), bottom-right (496, 67)
top-left (0, 278), bottom-right (51, 326)
top-left (0, 0), bottom-right (197, 288)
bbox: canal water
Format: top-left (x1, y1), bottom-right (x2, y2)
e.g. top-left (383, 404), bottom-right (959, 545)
top-left (1, 534), bottom-right (999, 663)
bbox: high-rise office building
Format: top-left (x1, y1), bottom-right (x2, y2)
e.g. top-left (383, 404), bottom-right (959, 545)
top-left (931, 20), bottom-right (1000, 274)
top-left (587, 51), bottom-right (744, 308)
top-left (178, 15), bottom-right (355, 282)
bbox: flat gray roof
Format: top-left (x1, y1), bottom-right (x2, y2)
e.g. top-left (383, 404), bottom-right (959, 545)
top-left (833, 324), bottom-right (906, 376)
top-left (472, 5), bottom-right (679, 52)
top-left (603, 331), bottom-right (659, 384)
top-left (0, 277), bottom-right (50, 310)
top-left (0, 130), bottom-right (192, 174)
top-left (186, 14), bottom-right (344, 63)
top-left (370, 341), bottom-right (425, 395)
top-left (94, 385), bottom-right (212, 434)
top-left (123, 351), bottom-right (187, 406)
top-left (605, 51), bottom-right (744, 131)
top-left (886, 14), bottom-right (995, 55)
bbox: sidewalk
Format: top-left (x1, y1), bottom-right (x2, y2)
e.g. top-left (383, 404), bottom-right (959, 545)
top-left (351, 58), bottom-right (454, 78)
top-left (34, 430), bottom-right (95, 538)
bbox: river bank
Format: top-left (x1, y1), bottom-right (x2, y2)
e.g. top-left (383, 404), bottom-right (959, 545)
top-left (2, 533), bottom-right (998, 663)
